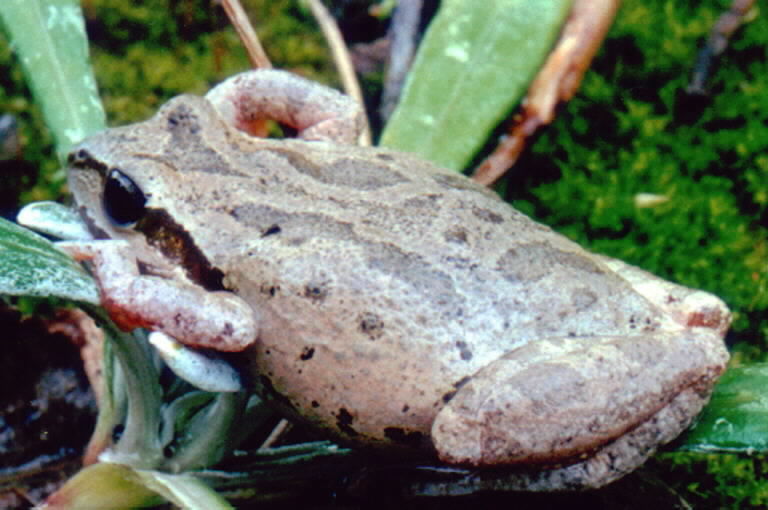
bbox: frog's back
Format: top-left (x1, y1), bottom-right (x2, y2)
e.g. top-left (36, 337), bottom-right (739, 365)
top-left (187, 139), bottom-right (663, 449)
top-left (214, 139), bottom-right (658, 350)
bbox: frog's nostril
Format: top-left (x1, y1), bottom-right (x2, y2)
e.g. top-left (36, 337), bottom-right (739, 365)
top-left (68, 148), bottom-right (91, 165)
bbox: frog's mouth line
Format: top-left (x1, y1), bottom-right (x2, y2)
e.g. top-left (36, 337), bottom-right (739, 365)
top-left (136, 207), bottom-right (226, 292)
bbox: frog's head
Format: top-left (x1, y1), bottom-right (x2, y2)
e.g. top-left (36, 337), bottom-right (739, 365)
top-left (66, 95), bottom-right (235, 289)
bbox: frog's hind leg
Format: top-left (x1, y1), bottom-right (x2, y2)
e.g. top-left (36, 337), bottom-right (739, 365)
top-left (434, 384), bottom-right (710, 491)
top-left (205, 69), bottom-right (365, 143)
top-left (431, 330), bottom-right (728, 475)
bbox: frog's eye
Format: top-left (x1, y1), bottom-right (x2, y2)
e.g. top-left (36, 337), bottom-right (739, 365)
top-left (104, 168), bottom-right (147, 226)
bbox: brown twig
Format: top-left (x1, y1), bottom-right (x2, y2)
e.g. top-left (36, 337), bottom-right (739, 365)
top-left (304, 0), bottom-right (372, 146)
top-left (687, 0), bottom-right (756, 95)
top-left (258, 419), bottom-right (293, 450)
top-left (380, 0), bottom-right (424, 121)
top-left (471, 0), bottom-right (621, 186)
top-left (219, 0), bottom-right (272, 69)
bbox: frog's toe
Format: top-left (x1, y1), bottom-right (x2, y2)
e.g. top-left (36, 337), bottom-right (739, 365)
top-left (431, 331), bottom-right (727, 467)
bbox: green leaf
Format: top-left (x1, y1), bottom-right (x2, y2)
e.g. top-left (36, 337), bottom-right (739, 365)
top-left (0, 216), bottom-right (99, 303)
top-left (380, 0), bottom-right (572, 171)
top-left (681, 364), bottom-right (768, 453)
top-left (101, 326), bottom-right (165, 470)
top-left (163, 392), bottom-right (247, 473)
top-left (42, 463), bottom-right (163, 509)
top-left (134, 470), bottom-right (235, 510)
top-left (0, 0), bottom-right (105, 163)
top-left (17, 201), bottom-right (93, 240)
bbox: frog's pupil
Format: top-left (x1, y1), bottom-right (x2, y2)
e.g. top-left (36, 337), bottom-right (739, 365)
top-left (104, 168), bottom-right (147, 226)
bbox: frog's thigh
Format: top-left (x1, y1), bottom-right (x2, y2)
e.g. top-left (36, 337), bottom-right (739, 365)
top-left (463, 386), bottom-right (709, 491)
top-left (432, 330), bottom-right (727, 467)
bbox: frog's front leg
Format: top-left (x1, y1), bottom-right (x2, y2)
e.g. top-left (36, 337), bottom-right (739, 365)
top-left (58, 240), bottom-right (258, 352)
top-left (432, 330), bottom-right (728, 472)
top-left (205, 69), bottom-right (365, 144)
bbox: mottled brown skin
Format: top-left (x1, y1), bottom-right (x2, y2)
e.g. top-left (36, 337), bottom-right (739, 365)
top-left (66, 70), bottom-right (730, 490)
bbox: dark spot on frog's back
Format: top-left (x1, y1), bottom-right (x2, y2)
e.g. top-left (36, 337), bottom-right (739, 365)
top-left (441, 376), bottom-right (472, 404)
top-left (164, 101), bottom-right (201, 135)
top-left (383, 427), bottom-right (425, 447)
top-left (402, 194), bottom-right (442, 211)
top-left (270, 148), bottom-right (409, 190)
top-left (472, 206), bottom-right (504, 224)
top-left (261, 224), bottom-right (281, 237)
top-left (444, 227), bottom-right (468, 244)
top-left (455, 340), bottom-right (473, 361)
top-left (366, 242), bottom-right (461, 310)
top-left (259, 283), bottom-right (280, 297)
top-left (331, 156), bottom-right (410, 190)
top-left (304, 281), bottom-right (330, 302)
top-left (571, 287), bottom-right (598, 310)
top-left (257, 375), bottom-right (296, 412)
top-left (336, 408), bottom-right (358, 436)
top-left (497, 242), bottom-right (605, 283)
top-left (432, 173), bottom-right (497, 198)
top-left (230, 204), bottom-right (355, 242)
top-left (358, 312), bottom-right (384, 340)
top-left (299, 346), bottom-right (315, 361)
top-left (160, 100), bottom-right (248, 178)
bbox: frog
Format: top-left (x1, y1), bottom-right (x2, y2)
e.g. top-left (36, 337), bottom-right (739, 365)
top-left (62, 68), bottom-right (730, 490)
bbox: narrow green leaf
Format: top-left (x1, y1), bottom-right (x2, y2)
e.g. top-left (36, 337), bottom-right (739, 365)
top-left (0, 216), bottom-right (99, 303)
top-left (681, 364), bottom-right (768, 453)
top-left (164, 392), bottom-right (247, 473)
top-left (135, 470), bottom-right (235, 510)
top-left (0, 0), bottom-right (105, 162)
top-left (160, 391), bottom-right (217, 448)
top-left (380, 0), bottom-right (572, 171)
top-left (101, 327), bottom-right (165, 469)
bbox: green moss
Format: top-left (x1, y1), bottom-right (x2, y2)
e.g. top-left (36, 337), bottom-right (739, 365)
top-left (509, 0), bottom-right (767, 346)
top-left (0, 29), bottom-right (60, 204)
top-left (657, 452), bottom-right (768, 508)
top-left (84, 0), bottom-right (334, 125)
